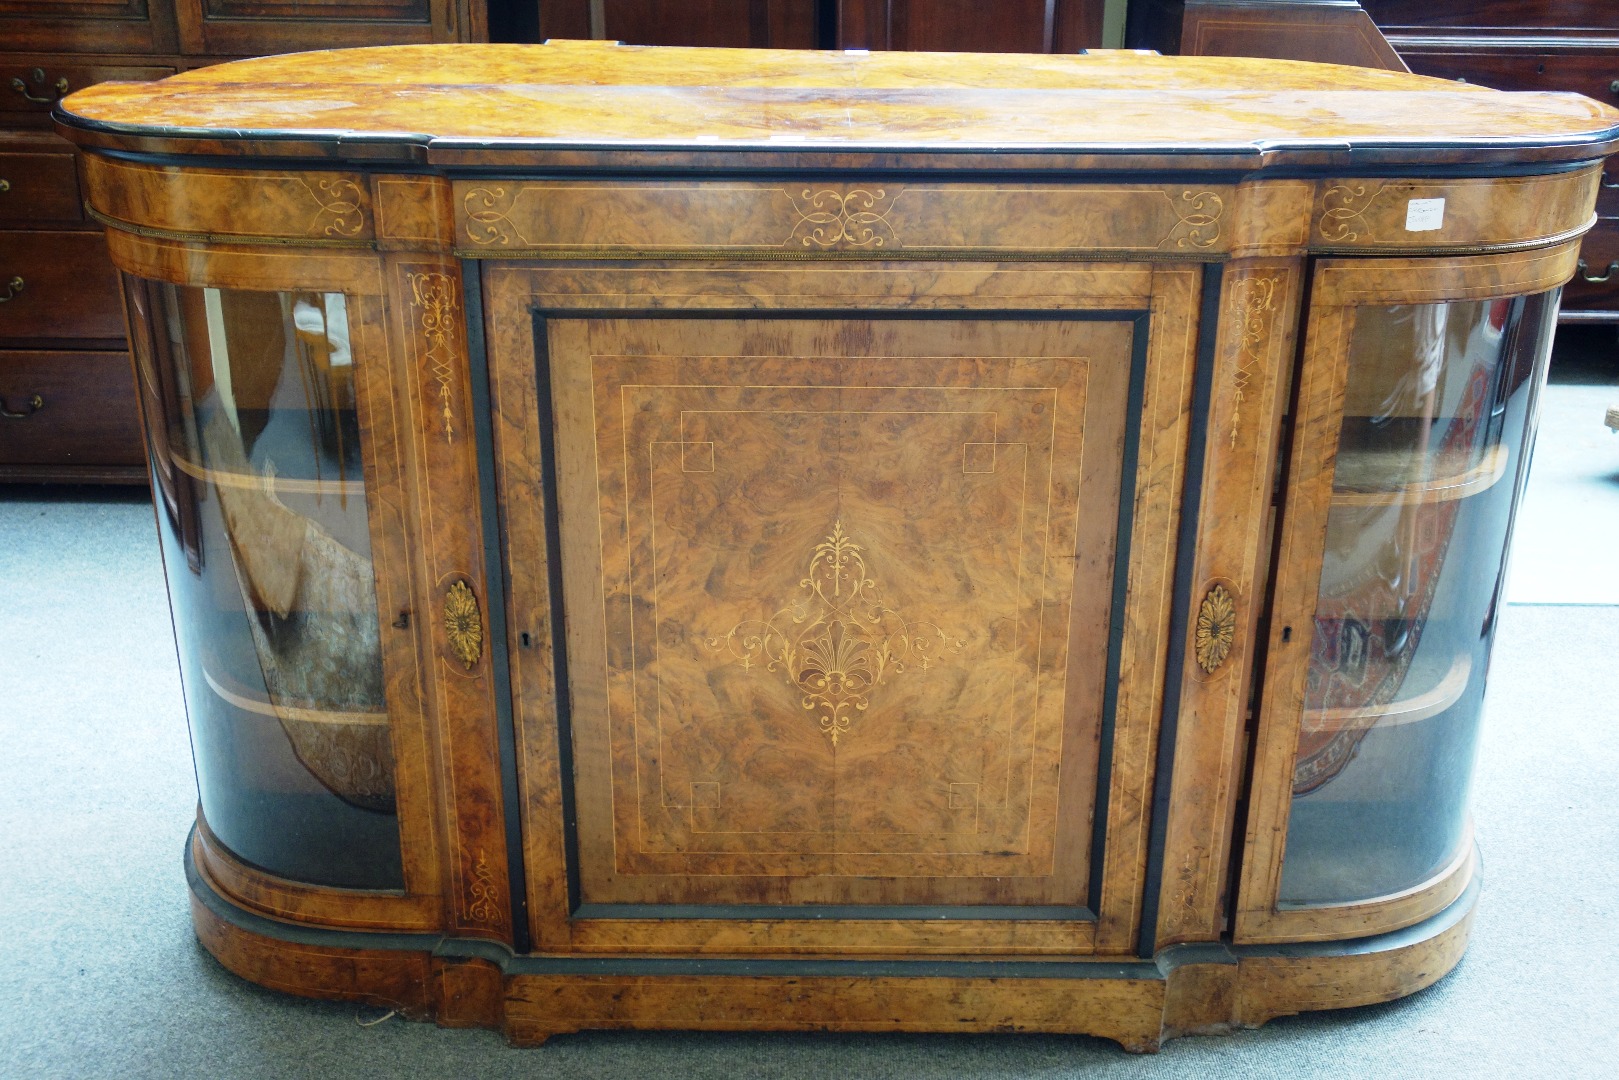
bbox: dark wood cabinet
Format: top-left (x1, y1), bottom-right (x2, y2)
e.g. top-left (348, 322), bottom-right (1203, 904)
top-left (536, 0), bottom-right (1104, 53)
top-left (0, 0), bottom-right (487, 484)
top-left (539, 0), bottom-right (818, 48)
top-left (174, 0), bottom-right (480, 54)
top-left (1362, 1), bottom-right (1619, 320)
top-left (1129, 0), bottom-right (1406, 68)
top-left (839, 0), bottom-right (1101, 52)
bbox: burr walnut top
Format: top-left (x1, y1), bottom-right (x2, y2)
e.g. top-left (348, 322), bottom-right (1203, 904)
top-left (54, 41), bottom-right (1619, 171)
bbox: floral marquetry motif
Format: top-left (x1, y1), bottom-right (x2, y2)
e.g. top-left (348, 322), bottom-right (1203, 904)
top-left (407, 271), bottom-right (460, 444)
top-left (1195, 584), bottom-right (1237, 674)
top-left (709, 521), bottom-right (964, 745)
top-left (1228, 274), bottom-right (1280, 448)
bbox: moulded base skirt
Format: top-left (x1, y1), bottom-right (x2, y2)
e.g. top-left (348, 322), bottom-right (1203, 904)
top-left (183, 831), bottom-right (1478, 1054)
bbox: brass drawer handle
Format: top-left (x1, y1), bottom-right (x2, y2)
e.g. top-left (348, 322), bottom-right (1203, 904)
top-left (0, 179), bottom-right (9, 193)
top-left (1579, 259), bottom-right (1619, 283)
top-left (0, 275), bottom-right (22, 301)
top-left (10, 69), bottom-right (69, 104)
top-left (0, 393), bottom-right (43, 419)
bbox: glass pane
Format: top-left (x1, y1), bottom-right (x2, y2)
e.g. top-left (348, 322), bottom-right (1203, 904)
top-left (125, 278), bottom-right (403, 890)
top-left (1280, 291), bottom-right (1556, 906)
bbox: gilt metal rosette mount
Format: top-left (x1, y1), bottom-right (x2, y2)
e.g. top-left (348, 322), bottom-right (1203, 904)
top-left (444, 580), bottom-right (484, 670)
top-left (1195, 584), bottom-right (1237, 674)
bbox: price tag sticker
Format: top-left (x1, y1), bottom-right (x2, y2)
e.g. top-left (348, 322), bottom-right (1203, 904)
top-left (1405, 197), bottom-right (1446, 232)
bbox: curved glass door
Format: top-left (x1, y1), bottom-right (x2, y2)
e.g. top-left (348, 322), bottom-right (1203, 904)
top-left (1278, 292), bottom-right (1556, 907)
top-left (125, 278), bottom-right (403, 890)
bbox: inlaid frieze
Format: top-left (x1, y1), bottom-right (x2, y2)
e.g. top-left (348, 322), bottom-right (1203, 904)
top-left (1312, 168), bottom-right (1600, 251)
top-left (455, 181), bottom-right (1233, 257)
top-left (80, 153), bottom-right (374, 245)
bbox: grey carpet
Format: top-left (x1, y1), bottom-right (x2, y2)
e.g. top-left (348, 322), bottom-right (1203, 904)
top-left (2, 460), bottom-right (1616, 1078)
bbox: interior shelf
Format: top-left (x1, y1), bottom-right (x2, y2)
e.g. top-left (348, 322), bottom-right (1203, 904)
top-left (1332, 443), bottom-right (1508, 507)
top-left (163, 442), bottom-right (365, 497)
top-left (1305, 650), bottom-right (1472, 733)
top-left (202, 666), bottom-right (388, 729)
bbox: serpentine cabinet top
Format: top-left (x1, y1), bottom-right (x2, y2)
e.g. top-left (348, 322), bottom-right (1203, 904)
top-left (53, 42), bottom-right (1619, 172)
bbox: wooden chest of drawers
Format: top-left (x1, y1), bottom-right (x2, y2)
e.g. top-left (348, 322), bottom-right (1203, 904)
top-left (1364, 1), bottom-right (1619, 319)
top-left (0, 1), bottom-right (486, 483)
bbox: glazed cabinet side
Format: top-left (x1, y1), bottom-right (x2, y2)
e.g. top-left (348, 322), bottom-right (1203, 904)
top-left (1235, 241), bottom-right (1579, 944)
top-left (88, 158), bottom-right (516, 942)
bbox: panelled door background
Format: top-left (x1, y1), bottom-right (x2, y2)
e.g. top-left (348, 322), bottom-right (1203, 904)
top-left (487, 261), bottom-right (1202, 953)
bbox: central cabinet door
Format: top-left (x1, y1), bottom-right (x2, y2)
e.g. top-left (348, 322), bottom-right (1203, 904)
top-left (558, 315), bottom-right (1125, 908)
top-left (486, 262), bottom-right (1201, 954)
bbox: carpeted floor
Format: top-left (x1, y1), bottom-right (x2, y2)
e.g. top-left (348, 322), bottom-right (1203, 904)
top-left (2, 371), bottom-right (1616, 1079)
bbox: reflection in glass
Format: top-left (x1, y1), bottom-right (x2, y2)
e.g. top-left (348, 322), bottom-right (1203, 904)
top-left (124, 279), bottom-right (403, 890)
top-left (1280, 293), bottom-right (1556, 906)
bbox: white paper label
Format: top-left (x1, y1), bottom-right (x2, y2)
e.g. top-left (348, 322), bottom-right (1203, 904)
top-left (1405, 198), bottom-right (1446, 232)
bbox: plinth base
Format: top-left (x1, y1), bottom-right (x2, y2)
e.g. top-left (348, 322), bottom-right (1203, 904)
top-left (186, 834), bottom-right (1475, 1053)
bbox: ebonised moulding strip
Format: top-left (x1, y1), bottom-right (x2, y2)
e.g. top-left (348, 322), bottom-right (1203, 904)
top-left (1137, 262), bottom-right (1224, 958)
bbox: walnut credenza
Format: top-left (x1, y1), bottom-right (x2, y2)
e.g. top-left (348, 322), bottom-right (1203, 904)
top-left (55, 43), bottom-right (1619, 1051)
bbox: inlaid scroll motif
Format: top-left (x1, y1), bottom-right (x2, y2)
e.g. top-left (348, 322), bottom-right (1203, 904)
top-left (465, 849), bottom-right (499, 924)
top-left (1319, 183), bottom-right (1383, 243)
top-left (708, 521), bottom-right (963, 746)
top-left (462, 186), bottom-right (517, 245)
top-left (786, 188), bottom-right (899, 248)
top-left (1228, 274), bottom-right (1279, 448)
top-left (293, 176), bottom-right (366, 238)
top-left (406, 271), bottom-right (459, 444)
top-left (1161, 190), bottom-right (1224, 249)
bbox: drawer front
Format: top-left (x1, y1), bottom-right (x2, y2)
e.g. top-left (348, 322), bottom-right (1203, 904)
top-left (174, 0), bottom-right (444, 56)
top-left (1367, 1), bottom-right (1619, 33)
top-left (1, 63), bottom-right (173, 128)
top-left (1597, 168), bottom-right (1619, 218)
top-left (0, 230), bottom-right (125, 342)
top-left (0, 0), bottom-right (174, 54)
top-left (1564, 219), bottom-right (1619, 311)
top-left (0, 349), bottom-right (144, 466)
top-left (1398, 47), bottom-right (1619, 103)
top-left (0, 147), bottom-right (83, 225)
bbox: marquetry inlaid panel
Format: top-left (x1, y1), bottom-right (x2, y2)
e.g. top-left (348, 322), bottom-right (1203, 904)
top-left (80, 154), bottom-right (374, 246)
top-left (454, 181), bottom-right (1233, 257)
top-left (547, 317), bottom-right (1135, 907)
top-left (1310, 168), bottom-right (1601, 253)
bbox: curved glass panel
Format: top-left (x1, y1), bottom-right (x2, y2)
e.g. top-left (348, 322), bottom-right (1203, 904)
top-left (1280, 291), bottom-right (1557, 906)
top-left (124, 278), bottom-right (403, 890)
